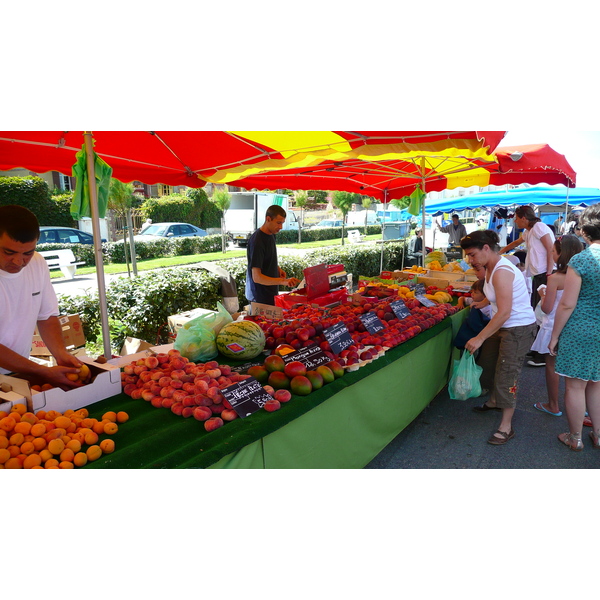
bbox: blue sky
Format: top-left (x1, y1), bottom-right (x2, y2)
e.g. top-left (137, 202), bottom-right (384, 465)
top-left (500, 131), bottom-right (600, 189)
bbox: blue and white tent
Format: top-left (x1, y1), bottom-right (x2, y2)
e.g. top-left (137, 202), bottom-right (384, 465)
top-left (425, 185), bottom-right (600, 216)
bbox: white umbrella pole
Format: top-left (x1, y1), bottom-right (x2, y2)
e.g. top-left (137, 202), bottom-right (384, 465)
top-left (421, 162), bottom-right (427, 268)
top-left (379, 190), bottom-right (387, 273)
top-left (83, 132), bottom-right (112, 359)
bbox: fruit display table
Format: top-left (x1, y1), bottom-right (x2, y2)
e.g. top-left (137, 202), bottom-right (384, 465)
top-left (83, 311), bottom-right (466, 469)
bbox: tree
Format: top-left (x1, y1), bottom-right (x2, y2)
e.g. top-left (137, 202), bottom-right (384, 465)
top-left (211, 187), bottom-right (231, 253)
top-left (108, 178), bottom-right (138, 276)
top-left (331, 191), bottom-right (356, 245)
top-left (362, 196), bottom-right (374, 227)
top-left (294, 190), bottom-right (308, 243)
top-left (186, 187), bottom-right (222, 229)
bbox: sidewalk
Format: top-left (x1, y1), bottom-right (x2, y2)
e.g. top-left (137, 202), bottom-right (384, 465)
top-left (366, 360), bottom-right (599, 469)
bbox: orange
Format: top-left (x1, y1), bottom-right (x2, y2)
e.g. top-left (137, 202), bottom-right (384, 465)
top-left (32, 437), bottom-right (47, 452)
top-left (86, 445), bottom-right (102, 462)
top-left (0, 417), bottom-right (16, 432)
top-left (0, 437), bottom-right (8, 450)
top-left (5, 457), bottom-right (22, 469)
top-left (99, 439), bottom-right (115, 454)
top-left (66, 439), bottom-right (81, 453)
top-left (103, 422), bottom-right (118, 435)
top-left (44, 458), bottom-right (59, 469)
top-left (23, 454), bottom-right (42, 469)
top-left (54, 416), bottom-right (71, 429)
top-left (102, 411), bottom-right (117, 423)
top-left (39, 449), bottom-right (53, 463)
top-left (92, 420), bottom-right (107, 435)
top-left (9, 432), bottom-right (24, 446)
top-left (59, 461), bottom-right (74, 469)
top-left (10, 404), bottom-right (26, 415)
top-left (84, 431), bottom-right (99, 445)
top-left (116, 411), bottom-right (129, 423)
top-left (48, 438), bottom-right (65, 456)
top-left (0, 448), bottom-right (10, 464)
top-left (59, 448), bottom-right (75, 463)
top-left (73, 452), bottom-right (88, 467)
top-left (14, 421), bottom-right (32, 435)
top-left (30, 423), bottom-right (46, 437)
top-left (20, 441), bottom-right (35, 455)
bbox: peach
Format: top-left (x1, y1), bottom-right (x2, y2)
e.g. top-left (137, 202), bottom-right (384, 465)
top-left (181, 396), bottom-right (196, 408)
top-left (192, 407), bottom-right (212, 421)
top-left (158, 376), bottom-right (173, 387)
top-left (274, 389), bottom-right (292, 403)
top-left (221, 409), bottom-right (238, 421)
top-left (181, 406), bottom-right (195, 418)
top-left (130, 388), bottom-right (144, 399)
top-left (156, 353), bottom-right (169, 364)
top-left (263, 385), bottom-right (275, 397)
top-left (204, 417), bottom-right (224, 432)
top-left (219, 365), bottom-right (232, 376)
top-left (150, 396), bottom-right (164, 408)
top-left (205, 368), bottom-right (221, 379)
top-left (123, 364), bottom-right (135, 375)
top-left (141, 390), bottom-right (155, 402)
top-left (263, 399), bottom-right (281, 412)
top-left (170, 402), bottom-right (184, 416)
top-left (161, 397), bottom-right (175, 409)
top-left (160, 386), bottom-right (175, 398)
top-left (144, 356), bottom-right (159, 369)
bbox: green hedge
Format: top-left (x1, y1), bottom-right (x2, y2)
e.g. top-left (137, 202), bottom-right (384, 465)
top-left (0, 176), bottom-right (75, 226)
top-left (57, 241), bottom-right (408, 352)
top-left (274, 224), bottom-right (383, 244)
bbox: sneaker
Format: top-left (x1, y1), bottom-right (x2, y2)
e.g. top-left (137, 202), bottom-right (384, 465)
top-left (527, 358), bottom-right (546, 367)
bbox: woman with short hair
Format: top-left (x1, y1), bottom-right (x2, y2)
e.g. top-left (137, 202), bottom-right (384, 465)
top-left (460, 230), bottom-right (537, 445)
top-left (549, 204), bottom-right (600, 451)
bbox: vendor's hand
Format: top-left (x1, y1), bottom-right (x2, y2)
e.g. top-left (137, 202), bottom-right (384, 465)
top-left (278, 268), bottom-right (287, 279)
top-left (465, 336), bottom-right (483, 355)
top-left (45, 365), bottom-right (85, 390)
top-left (285, 277), bottom-right (300, 288)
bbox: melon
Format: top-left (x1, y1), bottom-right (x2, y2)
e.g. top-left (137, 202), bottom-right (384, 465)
top-left (216, 320), bottom-right (266, 360)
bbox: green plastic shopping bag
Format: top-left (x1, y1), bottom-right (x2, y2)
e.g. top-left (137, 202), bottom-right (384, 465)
top-left (448, 351), bottom-right (483, 400)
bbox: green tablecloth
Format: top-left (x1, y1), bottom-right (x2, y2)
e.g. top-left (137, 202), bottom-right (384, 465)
top-left (84, 312), bottom-right (465, 469)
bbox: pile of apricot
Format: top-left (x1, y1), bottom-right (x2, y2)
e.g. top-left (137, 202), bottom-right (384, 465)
top-left (0, 405), bottom-right (128, 469)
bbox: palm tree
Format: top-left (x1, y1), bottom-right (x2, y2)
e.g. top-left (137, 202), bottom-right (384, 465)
top-left (211, 187), bottom-right (231, 253)
top-left (362, 196), bottom-right (373, 228)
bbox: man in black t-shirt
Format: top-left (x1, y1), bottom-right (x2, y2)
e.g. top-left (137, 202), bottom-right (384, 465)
top-left (245, 205), bottom-right (300, 306)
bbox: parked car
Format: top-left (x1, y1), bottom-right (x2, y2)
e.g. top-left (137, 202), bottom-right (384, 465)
top-left (38, 226), bottom-right (106, 245)
top-left (311, 219), bottom-right (344, 228)
top-left (133, 222), bottom-right (207, 241)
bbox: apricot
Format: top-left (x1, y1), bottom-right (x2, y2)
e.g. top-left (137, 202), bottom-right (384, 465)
top-left (116, 411), bottom-right (129, 423)
top-left (102, 411), bottom-right (117, 423)
top-left (8, 445), bottom-right (20, 458)
top-left (32, 437), bottom-right (47, 452)
top-left (70, 431), bottom-right (85, 445)
top-left (66, 373), bottom-right (79, 382)
top-left (0, 436), bottom-right (8, 450)
top-left (45, 410), bottom-right (59, 420)
top-left (0, 411), bottom-right (7, 418)
top-left (14, 421), bottom-right (32, 435)
top-left (73, 452), bottom-right (88, 467)
top-left (30, 423), bottom-right (46, 437)
top-left (64, 409), bottom-right (75, 417)
top-left (39, 449), bottom-right (53, 463)
top-left (59, 461), bottom-right (74, 469)
top-left (21, 413), bottom-right (37, 425)
top-left (41, 383), bottom-right (54, 391)
top-left (5, 457), bottom-right (22, 469)
top-left (103, 422), bottom-right (118, 435)
top-left (48, 438), bottom-right (65, 456)
top-left (75, 408), bottom-right (89, 418)
top-left (20, 441), bottom-right (35, 455)
top-left (81, 418), bottom-right (96, 429)
top-left (66, 439), bottom-right (81, 453)
top-left (10, 404), bottom-right (26, 415)
top-left (60, 448), bottom-right (75, 463)
top-left (93, 420), bottom-right (107, 435)
top-left (35, 410), bottom-right (47, 419)
top-left (23, 454), bottom-right (42, 469)
top-left (84, 431), bottom-right (99, 445)
top-left (44, 458), bottom-right (59, 468)
top-left (0, 448), bottom-right (10, 464)
top-left (99, 439), bottom-right (115, 454)
top-left (0, 417), bottom-right (16, 432)
top-left (9, 432), bottom-right (24, 446)
top-left (54, 416), bottom-right (71, 429)
top-left (86, 445), bottom-right (102, 462)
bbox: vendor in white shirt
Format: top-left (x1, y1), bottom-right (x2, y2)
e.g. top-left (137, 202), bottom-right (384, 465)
top-left (0, 205), bottom-right (84, 389)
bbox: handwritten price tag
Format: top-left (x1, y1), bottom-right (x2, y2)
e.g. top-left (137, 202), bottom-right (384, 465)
top-left (390, 299), bottom-right (411, 320)
top-left (221, 376), bottom-right (273, 419)
top-left (416, 294), bottom-right (436, 307)
top-left (323, 321), bottom-right (353, 354)
top-left (359, 311), bottom-right (385, 334)
top-left (282, 344), bottom-right (330, 369)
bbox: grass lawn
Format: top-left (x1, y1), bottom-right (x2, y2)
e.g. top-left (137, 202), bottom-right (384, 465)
top-left (49, 233), bottom-right (392, 279)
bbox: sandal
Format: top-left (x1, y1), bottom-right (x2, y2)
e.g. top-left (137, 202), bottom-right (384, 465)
top-left (487, 429), bottom-right (515, 445)
top-left (558, 432), bottom-right (584, 452)
top-left (589, 431), bottom-right (600, 449)
top-left (473, 403), bottom-right (501, 413)
top-left (583, 416), bottom-right (592, 428)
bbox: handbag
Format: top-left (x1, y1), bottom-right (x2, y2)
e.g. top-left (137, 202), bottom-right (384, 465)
top-left (448, 351), bottom-right (483, 400)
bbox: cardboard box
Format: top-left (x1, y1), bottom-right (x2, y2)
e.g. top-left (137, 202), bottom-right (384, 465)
top-left (415, 275), bottom-right (452, 289)
top-left (120, 337), bottom-right (154, 356)
top-left (107, 343), bottom-right (174, 368)
top-left (0, 356), bottom-right (122, 415)
top-left (426, 270), bottom-right (464, 281)
top-left (167, 308), bottom-right (218, 336)
top-left (380, 270), bottom-right (416, 282)
top-left (31, 314), bottom-right (86, 356)
top-left (250, 302), bottom-right (284, 319)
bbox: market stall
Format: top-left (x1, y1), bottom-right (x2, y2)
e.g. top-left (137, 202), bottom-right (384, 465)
top-left (81, 311), bottom-right (465, 469)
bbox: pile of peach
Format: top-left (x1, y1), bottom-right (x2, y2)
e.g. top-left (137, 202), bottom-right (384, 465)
top-left (0, 404), bottom-right (129, 469)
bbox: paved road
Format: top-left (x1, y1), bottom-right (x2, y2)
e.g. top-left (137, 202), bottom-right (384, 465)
top-left (365, 359), bottom-right (599, 469)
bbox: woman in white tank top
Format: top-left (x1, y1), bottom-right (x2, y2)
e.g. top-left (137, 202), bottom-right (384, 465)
top-left (460, 230), bottom-right (537, 445)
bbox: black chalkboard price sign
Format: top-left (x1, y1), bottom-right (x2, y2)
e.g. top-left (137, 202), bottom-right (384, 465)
top-left (323, 321), bottom-right (354, 354)
top-left (416, 294), bottom-right (436, 307)
top-left (414, 283), bottom-right (426, 295)
top-left (390, 299), bottom-right (411, 320)
top-left (359, 311), bottom-right (385, 334)
top-left (221, 376), bottom-right (273, 419)
top-left (282, 344), bottom-right (330, 370)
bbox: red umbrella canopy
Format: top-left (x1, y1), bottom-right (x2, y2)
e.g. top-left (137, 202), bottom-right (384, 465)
top-left (225, 141), bottom-right (576, 202)
top-left (0, 131), bottom-right (505, 190)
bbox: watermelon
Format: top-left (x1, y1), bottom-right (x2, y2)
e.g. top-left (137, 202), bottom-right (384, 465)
top-left (216, 320), bottom-right (266, 360)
